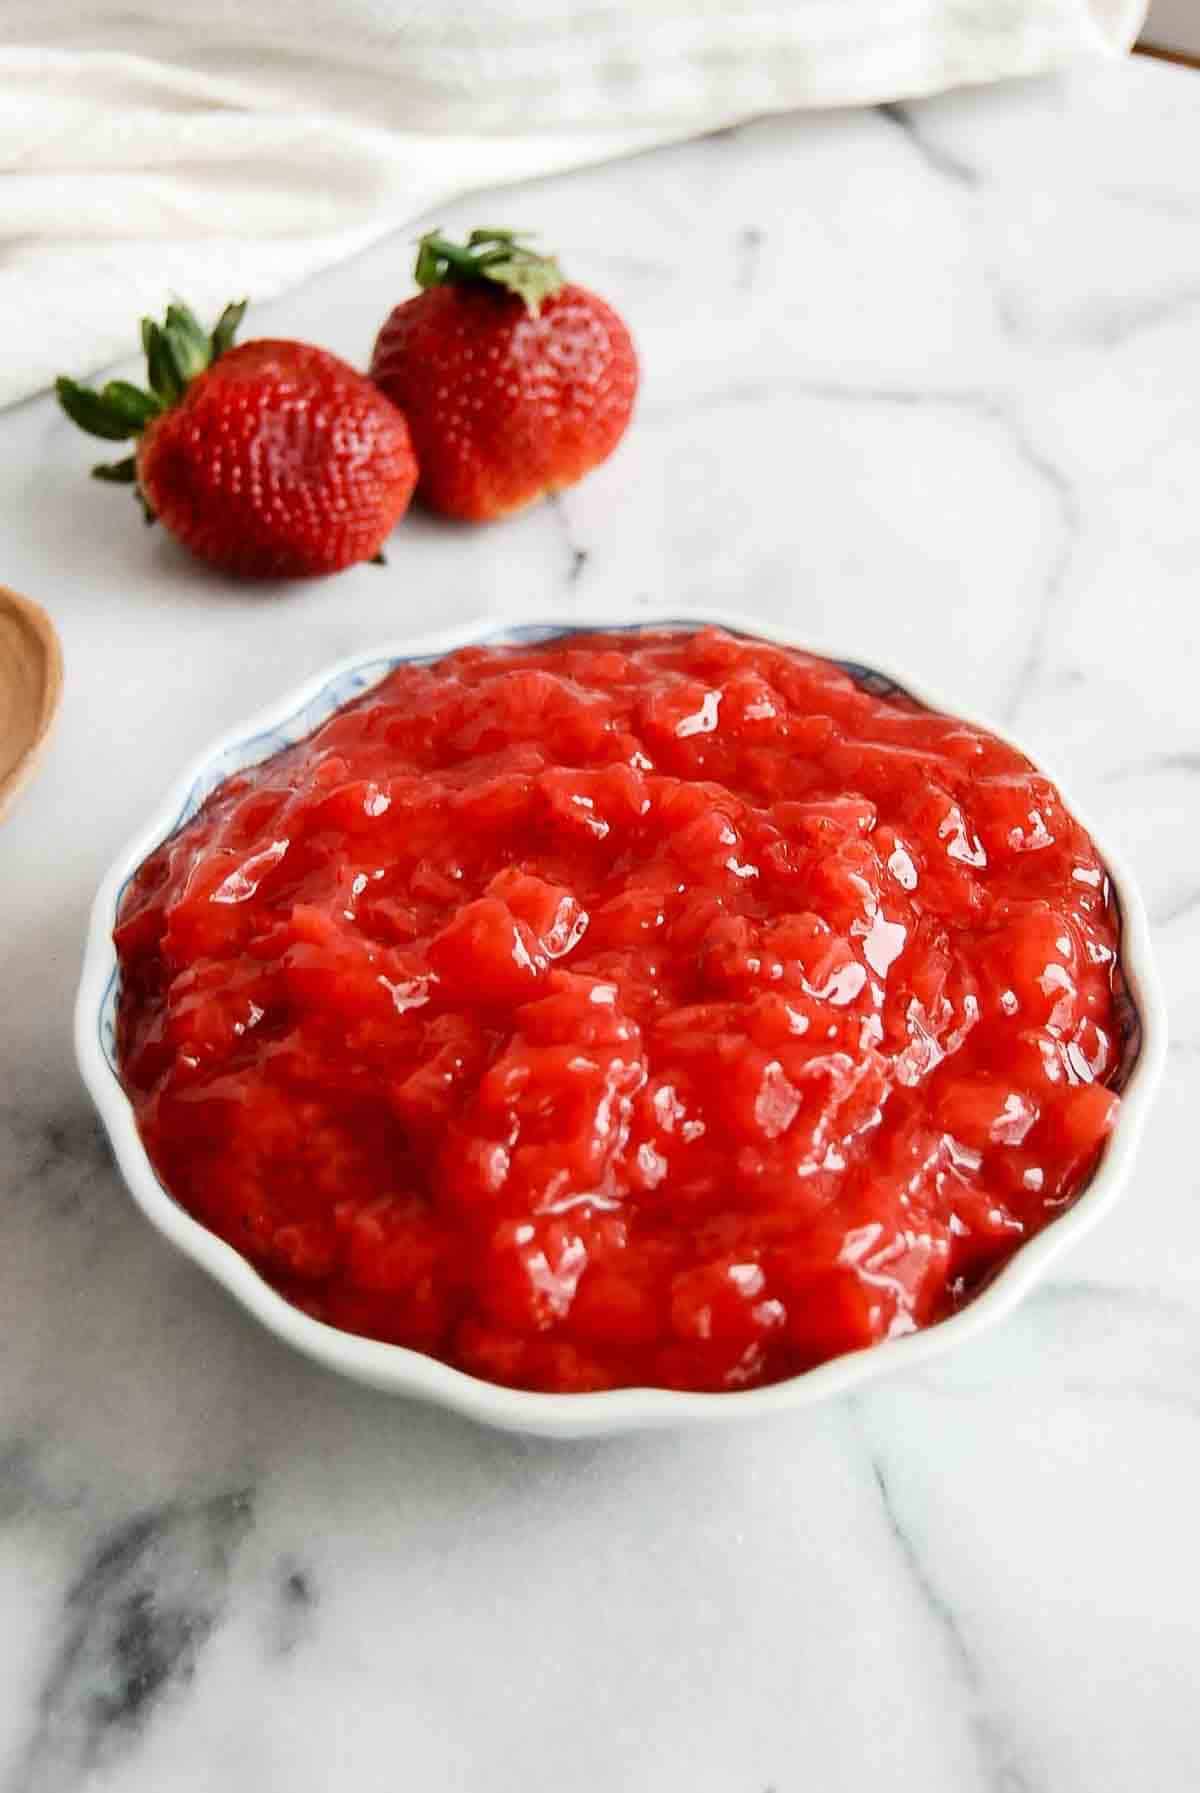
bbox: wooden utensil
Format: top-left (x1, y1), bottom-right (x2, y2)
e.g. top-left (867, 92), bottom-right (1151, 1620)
top-left (0, 586), bottom-right (63, 823)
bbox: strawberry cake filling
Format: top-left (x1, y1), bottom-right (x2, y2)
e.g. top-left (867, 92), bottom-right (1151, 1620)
top-left (114, 628), bottom-right (1128, 1393)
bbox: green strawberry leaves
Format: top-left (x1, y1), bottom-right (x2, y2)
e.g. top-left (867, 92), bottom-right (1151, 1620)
top-left (57, 296), bottom-right (248, 492)
top-left (55, 378), bottom-right (159, 441)
top-left (210, 300), bottom-right (248, 362)
top-left (161, 302), bottom-right (212, 386)
top-left (413, 229), bottom-right (564, 314)
top-left (140, 299), bottom-right (246, 405)
top-left (90, 455), bottom-right (138, 483)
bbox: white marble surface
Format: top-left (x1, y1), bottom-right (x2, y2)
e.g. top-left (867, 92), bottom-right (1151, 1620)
top-left (1, 55), bottom-right (1199, 1793)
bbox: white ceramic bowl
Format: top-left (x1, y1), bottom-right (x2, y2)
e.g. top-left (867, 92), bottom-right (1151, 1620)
top-left (77, 608), bottom-right (1166, 1437)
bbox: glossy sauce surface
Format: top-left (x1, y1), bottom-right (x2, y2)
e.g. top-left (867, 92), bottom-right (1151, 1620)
top-left (116, 630), bottom-right (1125, 1392)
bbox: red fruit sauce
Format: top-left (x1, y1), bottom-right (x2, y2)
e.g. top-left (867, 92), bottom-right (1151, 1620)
top-left (115, 629), bottom-right (1128, 1393)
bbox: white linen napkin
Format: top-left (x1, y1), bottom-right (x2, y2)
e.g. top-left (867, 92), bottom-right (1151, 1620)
top-left (0, 1), bottom-right (1146, 406)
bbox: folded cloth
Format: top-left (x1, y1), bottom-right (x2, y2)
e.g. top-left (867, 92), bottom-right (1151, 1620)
top-left (0, 0), bottom-right (1146, 406)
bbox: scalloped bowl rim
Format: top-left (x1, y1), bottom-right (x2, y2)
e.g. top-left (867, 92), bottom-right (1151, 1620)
top-left (76, 605), bottom-right (1166, 1437)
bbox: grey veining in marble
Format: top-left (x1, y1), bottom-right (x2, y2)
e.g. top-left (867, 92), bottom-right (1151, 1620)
top-left (1, 54), bottom-right (1199, 1793)
top-left (19, 1493), bottom-right (253, 1793)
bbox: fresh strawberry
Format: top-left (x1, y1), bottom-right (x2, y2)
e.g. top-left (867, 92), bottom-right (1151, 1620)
top-left (369, 230), bottom-right (638, 522)
top-left (57, 302), bottom-right (418, 579)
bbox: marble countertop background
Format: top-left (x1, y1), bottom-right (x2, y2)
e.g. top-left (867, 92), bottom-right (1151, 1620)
top-left (1, 55), bottom-right (1198, 1793)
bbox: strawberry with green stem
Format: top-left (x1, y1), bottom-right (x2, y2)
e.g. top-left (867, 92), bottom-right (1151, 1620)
top-left (58, 301), bottom-right (417, 580)
top-left (370, 229), bottom-right (638, 523)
